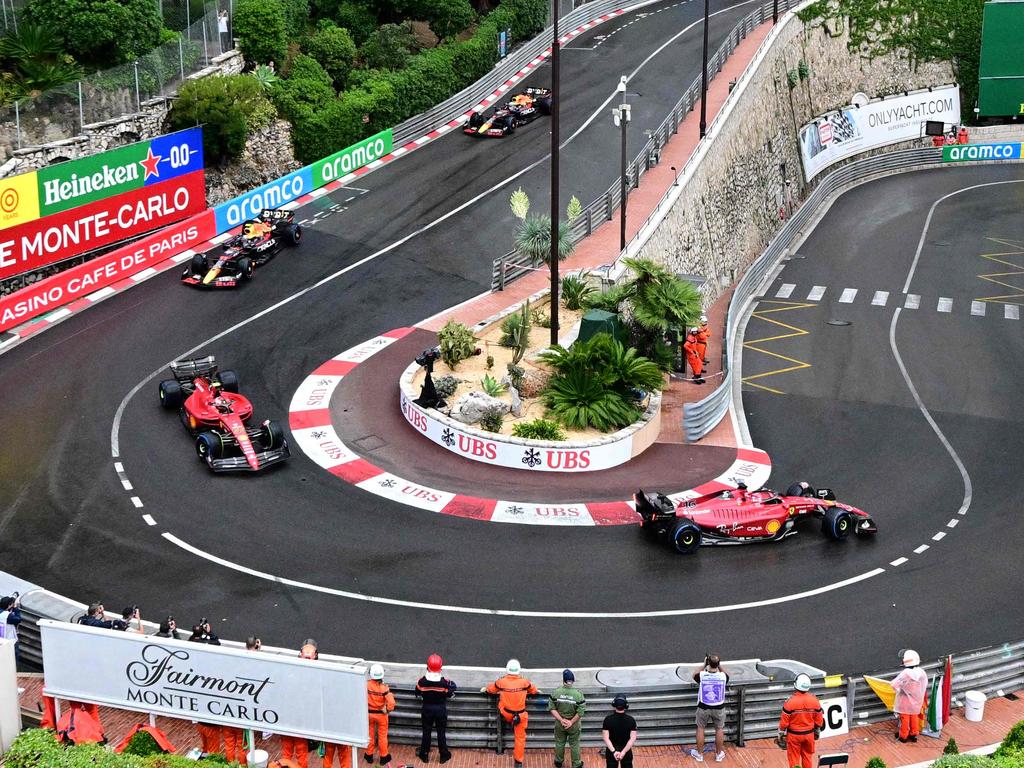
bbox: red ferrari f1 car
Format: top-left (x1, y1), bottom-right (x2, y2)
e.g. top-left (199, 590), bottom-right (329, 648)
top-left (182, 208), bottom-right (302, 288)
top-left (464, 88), bottom-right (553, 137)
top-left (158, 356), bottom-right (290, 472)
top-left (635, 482), bottom-right (877, 553)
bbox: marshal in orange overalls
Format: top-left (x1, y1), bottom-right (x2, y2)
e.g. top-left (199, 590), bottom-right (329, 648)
top-left (486, 672), bottom-right (539, 764)
top-left (366, 677), bottom-right (397, 764)
top-left (683, 329), bottom-right (704, 382)
top-left (779, 691), bottom-right (824, 768)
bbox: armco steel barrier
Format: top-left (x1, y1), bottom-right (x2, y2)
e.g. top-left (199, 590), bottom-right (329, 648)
top-left (682, 146), bottom-right (951, 443)
top-left (489, 0), bottom-right (791, 290)
top-left (7, 583), bottom-right (1024, 749)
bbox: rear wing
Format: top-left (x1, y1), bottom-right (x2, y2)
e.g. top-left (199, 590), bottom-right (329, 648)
top-left (168, 356), bottom-right (217, 384)
top-left (524, 87), bottom-right (552, 97)
top-left (259, 208), bottom-right (294, 223)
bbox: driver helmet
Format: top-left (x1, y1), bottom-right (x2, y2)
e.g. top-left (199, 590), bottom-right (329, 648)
top-left (512, 94), bottom-right (531, 106)
top-left (210, 380), bottom-right (222, 393)
top-left (243, 222), bottom-right (257, 238)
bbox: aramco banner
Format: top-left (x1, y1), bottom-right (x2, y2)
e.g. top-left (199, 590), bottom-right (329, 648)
top-left (0, 127), bottom-right (203, 232)
top-left (39, 620), bottom-right (369, 745)
top-left (798, 85), bottom-right (961, 181)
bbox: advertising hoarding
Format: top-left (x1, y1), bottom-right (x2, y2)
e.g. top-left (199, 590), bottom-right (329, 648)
top-left (39, 620), bottom-right (368, 745)
top-left (942, 142), bottom-right (1022, 162)
top-left (312, 130), bottom-right (392, 188)
top-left (798, 86), bottom-right (960, 181)
top-left (213, 167), bottom-right (314, 232)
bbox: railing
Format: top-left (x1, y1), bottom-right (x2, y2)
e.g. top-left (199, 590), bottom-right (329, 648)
top-left (681, 147), bottom-right (945, 443)
top-left (489, 0), bottom-right (791, 291)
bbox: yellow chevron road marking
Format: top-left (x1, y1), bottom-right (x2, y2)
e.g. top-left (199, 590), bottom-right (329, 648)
top-left (976, 237), bottom-right (1024, 305)
top-left (742, 300), bottom-right (814, 395)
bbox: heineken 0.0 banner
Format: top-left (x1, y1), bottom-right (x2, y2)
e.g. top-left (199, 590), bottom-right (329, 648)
top-left (798, 85), bottom-right (960, 181)
top-left (0, 127), bottom-right (203, 232)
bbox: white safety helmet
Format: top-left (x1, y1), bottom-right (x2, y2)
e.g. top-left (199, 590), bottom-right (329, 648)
top-left (370, 663), bottom-right (384, 680)
top-left (794, 674), bottom-right (812, 692)
top-left (700, 315), bottom-right (708, 324)
top-left (902, 649), bottom-right (920, 667)
top-left (506, 658), bottom-right (521, 675)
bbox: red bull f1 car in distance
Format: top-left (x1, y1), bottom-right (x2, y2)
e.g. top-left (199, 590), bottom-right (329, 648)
top-left (464, 88), bottom-right (553, 137)
top-left (181, 208), bottom-right (302, 288)
top-left (158, 356), bottom-right (290, 472)
top-left (635, 482), bottom-right (877, 553)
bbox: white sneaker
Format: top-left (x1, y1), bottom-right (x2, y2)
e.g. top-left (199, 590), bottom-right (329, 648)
top-left (716, 752), bottom-right (726, 762)
top-left (688, 749), bottom-right (704, 762)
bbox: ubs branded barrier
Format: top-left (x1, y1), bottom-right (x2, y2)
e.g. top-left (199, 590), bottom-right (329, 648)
top-left (942, 142), bottom-right (1023, 162)
top-left (0, 127), bottom-right (203, 232)
top-left (0, 170), bottom-right (207, 282)
top-left (39, 620), bottom-right (369, 745)
top-left (798, 85), bottom-right (960, 181)
top-left (0, 210), bottom-right (216, 332)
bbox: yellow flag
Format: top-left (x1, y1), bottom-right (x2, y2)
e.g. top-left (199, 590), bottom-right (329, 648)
top-left (864, 675), bottom-right (896, 711)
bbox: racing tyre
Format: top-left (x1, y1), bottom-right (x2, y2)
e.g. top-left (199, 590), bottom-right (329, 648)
top-left (286, 223), bottom-right (302, 246)
top-left (189, 252), bottom-right (207, 276)
top-left (786, 481), bottom-right (816, 497)
top-left (468, 112), bottom-right (485, 128)
top-left (238, 257), bottom-right (254, 281)
top-left (218, 369), bottom-right (239, 393)
top-left (262, 419), bottom-right (286, 450)
top-left (537, 97), bottom-right (552, 115)
top-left (670, 519), bottom-right (702, 554)
top-left (195, 431), bottom-right (224, 463)
top-left (822, 506), bottom-right (853, 540)
top-left (158, 379), bottom-right (183, 409)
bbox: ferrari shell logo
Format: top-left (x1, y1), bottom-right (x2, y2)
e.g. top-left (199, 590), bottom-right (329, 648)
top-left (766, 519), bottom-right (782, 534)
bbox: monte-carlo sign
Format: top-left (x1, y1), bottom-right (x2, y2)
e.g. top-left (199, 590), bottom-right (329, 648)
top-left (39, 620), bottom-right (368, 745)
top-left (0, 127), bottom-right (203, 231)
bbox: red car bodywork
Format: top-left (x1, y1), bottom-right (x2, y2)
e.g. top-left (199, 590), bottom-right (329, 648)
top-left (635, 483), bottom-right (877, 553)
top-left (181, 379), bottom-right (262, 470)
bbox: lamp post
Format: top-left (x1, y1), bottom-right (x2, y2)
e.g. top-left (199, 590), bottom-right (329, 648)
top-left (699, 0), bottom-right (709, 138)
top-left (773, 0), bottom-right (778, 24)
top-left (612, 76), bottom-right (631, 252)
top-left (549, 0), bottom-right (561, 346)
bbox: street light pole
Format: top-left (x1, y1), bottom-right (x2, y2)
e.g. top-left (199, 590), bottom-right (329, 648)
top-left (549, 0), bottom-right (561, 346)
top-left (699, 0), bottom-right (709, 138)
top-left (773, 0), bottom-right (779, 24)
top-left (612, 76), bottom-right (630, 252)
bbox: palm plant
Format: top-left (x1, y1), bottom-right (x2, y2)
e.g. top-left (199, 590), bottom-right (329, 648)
top-left (514, 214), bottom-right (573, 266)
top-left (560, 271), bottom-right (595, 311)
top-left (542, 369), bottom-right (640, 431)
top-left (0, 25), bottom-right (81, 101)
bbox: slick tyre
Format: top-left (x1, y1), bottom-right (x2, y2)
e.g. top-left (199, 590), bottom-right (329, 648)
top-left (286, 223), bottom-right (302, 246)
top-left (670, 519), bottom-right (702, 554)
top-left (786, 481), bottom-right (815, 497)
top-left (217, 369), bottom-right (239, 392)
top-left (158, 379), bottom-right (183, 409)
top-left (262, 419), bottom-right (286, 450)
top-left (238, 257), bottom-right (254, 280)
top-left (189, 252), bottom-right (207, 276)
top-left (196, 431), bottom-right (224, 464)
top-left (822, 506), bottom-right (853, 540)
top-left (538, 97), bottom-right (552, 115)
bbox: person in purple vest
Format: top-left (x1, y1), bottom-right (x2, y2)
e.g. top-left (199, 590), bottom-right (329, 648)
top-left (689, 654), bottom-right (730, 762)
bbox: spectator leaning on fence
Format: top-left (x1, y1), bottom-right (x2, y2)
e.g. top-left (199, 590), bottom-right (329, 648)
top-left (690, 654), bottom-right (729, 762)
top-left (549, 668), bottom-right (586, 768)
top-left (602, 694), bottom-right (638, 768)
top-left (483, 658), bottom-right (539, 768)
top-left (365, 663), bottom-right (396, 765)
top-left (416, 653), bottom-right (456, 764)
top-left (77, 603), bottom-right (115, 629)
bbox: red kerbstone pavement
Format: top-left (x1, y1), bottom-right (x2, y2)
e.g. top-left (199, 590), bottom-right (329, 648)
top-left (15, 673), bottom-right (1024, 767)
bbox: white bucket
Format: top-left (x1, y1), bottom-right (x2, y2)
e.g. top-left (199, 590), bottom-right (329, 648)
top-left (247, 749), bottom-right (270, 768)
top-left (964, 690), bottom-right (986, 722)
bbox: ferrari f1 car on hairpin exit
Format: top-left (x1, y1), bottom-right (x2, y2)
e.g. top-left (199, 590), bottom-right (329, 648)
top-left (635, 481), bottom-right (877, 553)
top-left (464, 88), bottom-right (553, 137)
top-left (181, 208), bottom-right (302, 288)
top-left (158, 356), bottom-right (290, 472)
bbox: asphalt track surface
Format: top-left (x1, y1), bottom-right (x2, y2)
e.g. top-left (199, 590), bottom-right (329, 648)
top-left (1, 0), bottom-right (1021, 669)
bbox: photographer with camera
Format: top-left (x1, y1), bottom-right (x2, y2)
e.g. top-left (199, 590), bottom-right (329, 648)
top-left (0, 593), bottom-right (23, 663)
top-left (113, 606), bottom-right (144, 634)
top-left (187, 618), bottom-right (221, 645)
top-left (155, 616), bottom-right (181, 639)
top-left (689, 654), bottom-right (730, 762)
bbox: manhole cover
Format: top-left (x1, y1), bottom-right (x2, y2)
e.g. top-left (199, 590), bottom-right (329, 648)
top-left (827, 319), bottom-right (852, 326)
top-left (354, 434), bottom-right (386, 451)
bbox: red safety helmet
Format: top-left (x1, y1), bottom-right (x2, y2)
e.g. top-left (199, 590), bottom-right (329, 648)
top-left (427, 654), bottom-right (443, 673)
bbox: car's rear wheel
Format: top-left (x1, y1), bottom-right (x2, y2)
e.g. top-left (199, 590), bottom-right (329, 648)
top-left (786, 481), bottom-right (815, 497)
top-left (468, 112), bottom-right (485, 128)
top-left (158, 379), bottom-right (183, 409)
top-left (670, 519), bottom-right (702, 554)
top-left (238, 257), bottom-right (254, 280)
top-left (196, 431), bottom-right (224, 463)
top-left (286, 223), bottom-right (302, 246)
top-left (822, 506), bottom-right (852, 540)
top-left (538, 97), bottom-right (552, 115)
top-left (218, 369), bottom-right (239, 392)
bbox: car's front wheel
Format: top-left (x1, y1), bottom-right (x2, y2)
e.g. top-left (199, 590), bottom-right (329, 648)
top-left (196, 431), bottom-right (224, 464)
top-left (218, 369), bottom-right (239, 393)
top-left (822, 506), bottom-right (852, 540)
top-left (238, 257), bottom-right (254, 280)
top-left (670, 519), bottom-right (702, 554)
top-left (786, 481), bottom-right (816, 497)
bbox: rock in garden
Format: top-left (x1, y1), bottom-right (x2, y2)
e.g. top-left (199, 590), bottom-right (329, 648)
top-left (518, 369), bottom-right (551, 399)
top-left (450, 391), bottom-right (511, 424)
top-left (502, 378), bottom-right (523, 417)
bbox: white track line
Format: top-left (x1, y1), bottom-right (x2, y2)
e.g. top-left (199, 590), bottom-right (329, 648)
top-left (971, 300), bottom-right (986, 316)
top-left (890, 557), bottom-right (908, 567)
top-left (913, 544), bottom-right (929, 554)
top-left (1006, 304), bottom-right (1019, 320)
top-left (904, 294), bottom-right (920, 309)
top-left (807, 285), bottom-right (826, 301)
top-left (775, 283), bottom-right (794, 298)
top-left (937, 297), bottom-right (952, 312)
top-left (839, 288), bottom-right (857, 303)
top-left (871, 290), bottom-right (889, 306)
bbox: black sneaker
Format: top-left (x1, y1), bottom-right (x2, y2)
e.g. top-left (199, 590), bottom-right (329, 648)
top-left (440, 753), bottom-right (452, 764)
top-left (417, 751), bottom-right (430, 762)
top-left (909, 736), bottom-right (918, 743)
top-left (364, 754), bottom-right (375, 764)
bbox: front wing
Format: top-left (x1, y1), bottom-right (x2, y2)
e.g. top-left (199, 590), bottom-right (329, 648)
top-left (203, 443), bottom-right (291, 472)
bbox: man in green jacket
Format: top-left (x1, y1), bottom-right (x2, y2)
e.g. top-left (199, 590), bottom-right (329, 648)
top-left (549, 668), bottom-right (586, 768)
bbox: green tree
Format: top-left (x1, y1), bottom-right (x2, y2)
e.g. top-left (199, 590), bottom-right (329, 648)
top-left (303, 23), bottom-right (357, 87)
top-left (282, 0), bottom-right (311, 36)
top-left (359, 22), bottom-right (416, 69)
top-left (25, 0), bottom-right (160, 67)
top-left (272, 53), bottom-right (334, 121)
top-left (400, 0), bottom-right (474, 39)
top-left (167, 74), bottom-right (274, 163)
top-left (333, 1), bottom-right (379, 43)
top-left (234, 0), bottom-right (288, 66)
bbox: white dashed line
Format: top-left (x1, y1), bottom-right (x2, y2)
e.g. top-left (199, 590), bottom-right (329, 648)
top-left (971, 301), bottom-right (986, 316)
top-left (871, 291), bottom-right (889, 306)
top-left (114, 462), bottom-right (124, 473)
top-left (932, 532), bottom-right (946, 541)
top-left (913, 544), bottom-right (930, 554)
top-left (947, 519), bottom-right (959, 528)
top-left (142, 514), bottom-right (157, 526)
top-left (890, 557), bottom-right (908, 567)
top-left (904, 294), bottom-right (920, 309)
top-left (807, 285), bottom-right (826, 301)
top-left (937, 297), bottom-right (953, 312)
top-left (120, 479), bottom-right (133, 491)
top-left (1006, 304), bottom-right (1020, 320)
top-left (839, 288), bottom-right (857, 303)
top-left (776, 283), bottom-right (794, 298)
top-left (130, 497), bottom-right (144, 508)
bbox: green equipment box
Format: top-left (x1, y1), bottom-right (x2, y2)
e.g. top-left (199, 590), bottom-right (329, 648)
top-left (978, 0), bottom-right (1024, 117)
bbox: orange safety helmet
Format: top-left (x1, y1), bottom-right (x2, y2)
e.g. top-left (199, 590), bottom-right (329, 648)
top-left (427, 654), bottom-right (443, 673)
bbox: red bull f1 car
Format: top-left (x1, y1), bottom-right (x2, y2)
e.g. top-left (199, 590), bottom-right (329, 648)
top-left (158, 356), bottom-right (290, 472)
top-left (181, 208), bottom-right (302, 288)
top-left (464, 88), bottom-right (553, 137)
top-left (635, 482), bottom-right (877, 553)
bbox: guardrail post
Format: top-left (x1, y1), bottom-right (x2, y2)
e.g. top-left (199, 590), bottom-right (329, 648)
top-left (495, 706), bottom-right (505, 754)
top-left (498, 260), bottom-right (506, 291)
top-left (606, 191), bottom-right (613, 220)
top-left (735, 686), bottom-right (746, 747)
top-left (586, 208), bottom-right (592, 235)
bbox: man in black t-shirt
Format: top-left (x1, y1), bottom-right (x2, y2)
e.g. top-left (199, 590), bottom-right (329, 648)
top-left (602, 695), bottom-right (638, 768)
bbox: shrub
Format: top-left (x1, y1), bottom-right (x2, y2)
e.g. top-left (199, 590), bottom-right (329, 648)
top-left (122, 729), bottom-right (165, 757)
top-left (334, 1), bottom-right (378, 43)
top-left (500, 312), bottom-right (526, 348)
top-left (486, 355), bottom-right (494, 370)
top-left (864, 758), bottom-right (887, 768)
top-left (479, 405), bottom-right (504, 432)
top-left (408, 0), bottom-right (475, 39)
top-left (304, 23), bottom-right (356, 88)
top-left (561, 272), bottom-right (595, 311)
top-left (515, 214), bottom-right (573, 266)
top-left (531, 309), bottom-right (550, 328)
top-left (25, 0), bottom-right (160, 67)
top-left (480, 373), bottom-right (506, 397)
top-left (283, 0), bottom-right (311, 37)
top-left (506, 363), bottom-right (524, 390)
top-left (542, 370), bottom-right (640, 431)
top-left (500, 300), bottom-right (531, 365)
top-left (930, 757), bottom-right (999, 768)
top-left (946, 738), bottom-right (961, 755)
top-left (512, 418), bottom-right (565, 441)
top-left (437, 320), bottom-right (476, 369)
top-left (359, 22), bottom-right (416, 69)
top-left (235, 0), bottom-right (288, 65)
top-left (168, 75), bottom-right (276, 164)
top-left (996, 722), bottom-right (1024, 757)
top-left (433, 375), bottom-right (459, 399)
top-left (272, 57), bottom-right (335, 121)
top-left (4, 729), bottom-right (64, 768)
